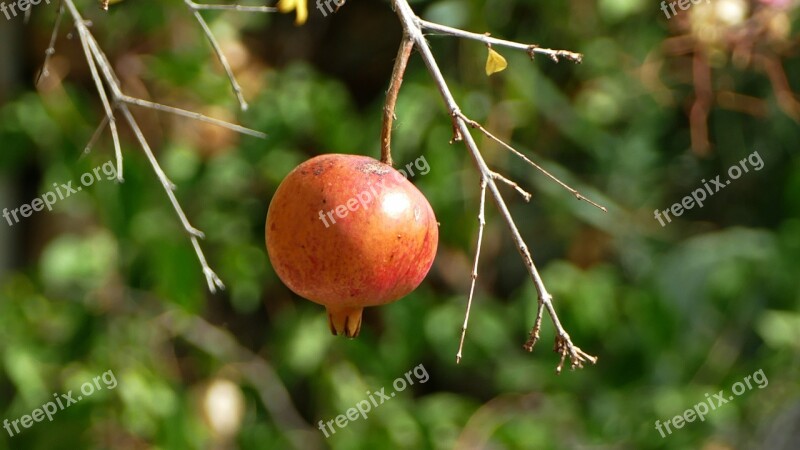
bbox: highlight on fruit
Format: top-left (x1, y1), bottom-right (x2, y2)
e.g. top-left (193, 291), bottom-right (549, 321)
top-left (265, 153), bottom-right (438, 337)
top-left (316, 155), bottom-right (430, 229)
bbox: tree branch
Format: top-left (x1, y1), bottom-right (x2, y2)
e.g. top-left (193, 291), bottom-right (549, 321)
top-left (120, 94), bottom-right (267, 139)
top-left (44, 0), bottom-right (269, 293)
top-left (393, 0), bottom-right (599, 371)
top-left (76, 23), bottom-right (123, 182)
top-left (419, 19), bottom-right (583, 63)
top-left (380, 36), bottom-right (414, 166)
top-left (458, 111), bottom-right (606, 212)
top-left (183, 0), bottom-right (277, 110)
top-left (190, 2), bottom-right (278, 13)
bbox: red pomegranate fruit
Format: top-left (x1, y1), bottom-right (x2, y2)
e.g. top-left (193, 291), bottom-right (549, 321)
top-left (265, 154), bottom-right (438, 337)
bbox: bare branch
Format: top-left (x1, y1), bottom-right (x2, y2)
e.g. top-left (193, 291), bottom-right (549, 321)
top-left (76, 24), bottom-right (124, 181)
top-left (459, 112), bottom-right (607, 212)
top-left (184, 0), bottom-right (263, 110)
top-left (380, 36), bottom-right (414, 166)
top-left (523, 294), bottom-right (544, 352)
top-left (419, 19), bottom-right (583, 63)
top-left (55, 0), bottom-right (260, 293)
top-left (82, 113), bottom-right (109, 156)
top-left (84, 30), bottom-right (266, 139)
top-left (490, 171), bottom-right (531, 202)
top-left (36, 0), bottom-right (65, 86)
top-left (120, 95), bottom-right (267, 139)
top-left (190, 2), bottom-right (278, 13)
top-left (457, 177), bottom-right (487, 364)
top-left (393, 0), bottom-right (597, 370)
top-left (118, 103), bottom-right (226, 292)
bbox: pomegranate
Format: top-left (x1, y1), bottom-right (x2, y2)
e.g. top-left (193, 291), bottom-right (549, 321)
top-left (265, 154), bottom-right (438, 337)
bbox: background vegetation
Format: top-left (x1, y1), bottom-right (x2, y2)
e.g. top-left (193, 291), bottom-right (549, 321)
top-left (0, 0), bottom-right (798, 448)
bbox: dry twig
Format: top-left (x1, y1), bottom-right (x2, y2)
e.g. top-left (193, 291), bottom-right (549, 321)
top-left (40, 0), bottom-right (269, 293)
top-left (390, 0), bottom-right (602, 371)
top-left (380, 36), bottom-right (414, 166)
top-left (183, 0), bottom-right (276, 111)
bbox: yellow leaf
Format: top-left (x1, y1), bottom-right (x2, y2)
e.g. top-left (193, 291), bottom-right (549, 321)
top-left (485, 48), bottom-right (507, 76)
top-left (278, 0), bottom-right (308, 25)
top-left (99, 0), bottom-right (124, 10)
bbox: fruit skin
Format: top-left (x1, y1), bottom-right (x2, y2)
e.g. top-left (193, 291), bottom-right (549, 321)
top-left (265, 154), bottom-right (438, 337)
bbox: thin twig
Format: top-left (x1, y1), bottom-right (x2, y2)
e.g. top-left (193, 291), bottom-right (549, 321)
top-left (490, 171), bottom-right (531, 202)
top-left (191, 3), bottom-right (278, 12)
top-left (393, 0), bottom-right (597, 371)
top-left (184, 0), bottom-right (258, 110)
top-left (85, 32), bottom-right (122, 86)
top-left (76, 24), bottom-right (124, 181)
top-left (80, 34), bottom-right (177, 192)
top-left (83, 114), bottom-right (110, 156)
top-left (118, 103), bottom-right (226, 292)
top-left (115, 106), bottom-right (196, 234)
top-left (456, 177), bottom-right (487, 364)
top-left (83, 29), bottom-right (265, 140)
top-left (419, 19), bottom-right (583, 63)
top-left (523, 295), bottom-right (545, 353)
top-left (36, 0), bottom-right (65, 86)
top-left (380, 36), bottom-right (414, 166)
top-left (120, 95), bottom-right (267, 139)
top-left (460, 112), bottom-right (606, 212)
top-left (57, 0), bottom-right (258, 293)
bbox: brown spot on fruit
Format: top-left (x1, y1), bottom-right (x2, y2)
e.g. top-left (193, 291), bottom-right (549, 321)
top-left (359, 161), bottom-right (391, 176)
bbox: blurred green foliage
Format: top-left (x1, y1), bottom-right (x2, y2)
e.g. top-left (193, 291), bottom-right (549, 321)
top-left (0, 0), bottom-right (799, 449)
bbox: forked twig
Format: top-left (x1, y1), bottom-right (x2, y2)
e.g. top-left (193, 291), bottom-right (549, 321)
top-left (459, 111), bottom-right (607, 212)
top-left (76, 24), bottom-right (123, 181)
top-left (40, 0), bottom-right (269, 293)
top-left (392, 0), bottom-right (600, 371)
